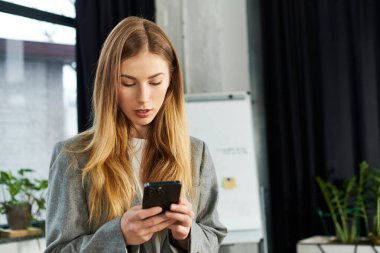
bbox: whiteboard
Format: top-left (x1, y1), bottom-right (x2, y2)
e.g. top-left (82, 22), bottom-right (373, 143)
top-left (185, 92), bottom-right (262, 233)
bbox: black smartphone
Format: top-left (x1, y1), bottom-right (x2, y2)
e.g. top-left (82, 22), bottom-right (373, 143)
top-left (142, 181), bottom-right (182, 211)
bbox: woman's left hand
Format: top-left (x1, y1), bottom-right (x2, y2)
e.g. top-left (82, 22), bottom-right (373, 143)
top-left (165, 197), bottom-right (194, 242)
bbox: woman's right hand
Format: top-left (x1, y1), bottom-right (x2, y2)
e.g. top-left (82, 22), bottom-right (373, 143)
top-left (120, 205), bottom-right (175, 245)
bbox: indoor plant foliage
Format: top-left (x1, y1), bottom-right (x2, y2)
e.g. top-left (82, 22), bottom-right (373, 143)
top-left (0, 168), bottom-right (48, 230)
top-left (316, 171), bottom-right (360, 243)
top-left (316, 161), bottom-right (380, 244)
top-left (366, 163), bottom-right (380, 241)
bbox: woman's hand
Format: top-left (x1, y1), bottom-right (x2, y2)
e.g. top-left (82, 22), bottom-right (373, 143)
top-left (120, 205), bottom-right (175, 245)
top-left (166, 197), bottom-right (195, 248)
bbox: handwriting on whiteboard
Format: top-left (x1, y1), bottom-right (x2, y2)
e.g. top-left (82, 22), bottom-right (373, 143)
top-left (216, 147), bottom-right (248, 155)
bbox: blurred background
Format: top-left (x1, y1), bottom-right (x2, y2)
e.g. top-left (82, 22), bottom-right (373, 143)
top-left (0, 0), bottom-right (379, 253)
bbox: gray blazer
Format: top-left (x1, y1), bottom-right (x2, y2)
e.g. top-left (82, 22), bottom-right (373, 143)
top-left (45, 136), bottom-right (227, 253)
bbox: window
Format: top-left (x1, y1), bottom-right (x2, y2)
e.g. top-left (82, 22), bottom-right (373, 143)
top-left (1, 0), bottom-right (75, 18)
top-left (0, 0), bottom-right (77, 224)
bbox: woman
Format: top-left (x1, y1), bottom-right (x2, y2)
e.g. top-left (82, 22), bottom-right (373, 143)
top-left (45, 16), bottom-right (226, 253)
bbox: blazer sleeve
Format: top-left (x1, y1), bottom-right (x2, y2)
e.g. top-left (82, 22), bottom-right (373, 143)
top-left (44, 142), bottom-right (127, 253)
top-left (188, 142), bottom-right (227, 253)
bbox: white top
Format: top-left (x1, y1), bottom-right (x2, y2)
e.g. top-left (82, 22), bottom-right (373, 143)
top-left (129, 138), bottom-right (146, 199)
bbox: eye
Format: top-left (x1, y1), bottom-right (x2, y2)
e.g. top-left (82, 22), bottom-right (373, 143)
top-left (150, 82), bottom-right (162, 86)
top-left (122, 82), bottom-right (135, 87)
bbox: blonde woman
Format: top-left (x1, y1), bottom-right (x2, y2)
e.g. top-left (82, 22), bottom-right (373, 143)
top-left (45, 16), bottom-right (226, 253)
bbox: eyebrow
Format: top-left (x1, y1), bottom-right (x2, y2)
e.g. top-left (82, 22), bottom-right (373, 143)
top-left (120, 73), bottom-right (164, 80)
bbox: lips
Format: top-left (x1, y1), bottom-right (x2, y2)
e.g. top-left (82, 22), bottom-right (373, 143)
top-left (134, 109), bottom-right (152, 118)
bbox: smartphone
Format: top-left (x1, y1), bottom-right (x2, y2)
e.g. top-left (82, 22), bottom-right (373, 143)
top-left (142, 180), bottom-right (182, 211)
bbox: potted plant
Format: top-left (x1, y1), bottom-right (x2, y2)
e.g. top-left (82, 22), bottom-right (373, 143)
top-left (0, 168), bottom-right (48, 230)
top-left (365, 163), bottom-right (380, 243)
top-left (297, 161), bottom-right (380, 252)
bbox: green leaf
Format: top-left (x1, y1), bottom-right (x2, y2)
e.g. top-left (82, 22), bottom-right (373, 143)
top-left (0, 168), bottom-right (48, 220)
top-left (18, 168), bottom-right (34, 176)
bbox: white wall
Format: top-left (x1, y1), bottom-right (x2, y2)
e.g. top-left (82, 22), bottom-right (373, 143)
top-left (219, 0), bottom-right (250, 92)
top-left (155, 0), bottom-right (184, 68)
top-left (156, 0), bottom-right (250, 93)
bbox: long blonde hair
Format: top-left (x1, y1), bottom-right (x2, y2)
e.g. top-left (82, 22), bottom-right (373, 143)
top-left (67, 16), bottom-right (192, 226)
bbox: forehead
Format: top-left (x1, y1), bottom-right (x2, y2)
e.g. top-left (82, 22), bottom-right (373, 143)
top-left (120, 51), bottom-right (169, 76)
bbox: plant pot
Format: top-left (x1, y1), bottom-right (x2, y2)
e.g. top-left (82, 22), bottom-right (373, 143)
top-left (5, 203), bottom-right (32, 230)
top-left (297, 236), bottom-right (380, 253)
top-left (373, 237), bottom-right (380, 245)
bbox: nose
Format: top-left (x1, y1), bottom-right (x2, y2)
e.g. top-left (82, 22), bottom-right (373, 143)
top-left (137, 84), bottom-right (150, 103)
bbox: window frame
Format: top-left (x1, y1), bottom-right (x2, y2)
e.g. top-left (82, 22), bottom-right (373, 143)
top-left (0, 0), bottom-right (75, 27)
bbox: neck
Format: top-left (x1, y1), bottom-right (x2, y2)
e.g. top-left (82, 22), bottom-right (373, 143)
top-left (130, 126), bottom-right (148, 139)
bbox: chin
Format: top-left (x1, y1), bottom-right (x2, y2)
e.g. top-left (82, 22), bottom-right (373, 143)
top-left (134, 118), bottom-right (154, 126)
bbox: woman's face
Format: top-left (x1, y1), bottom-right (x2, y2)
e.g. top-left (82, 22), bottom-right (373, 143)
top-left (118, 50), bottom-right (170, 138)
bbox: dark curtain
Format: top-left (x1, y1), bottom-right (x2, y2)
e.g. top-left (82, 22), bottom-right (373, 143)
top-left (260, 0), bottom-right (380, 252)
top-left (75, 0), bottom-right (155, 132)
